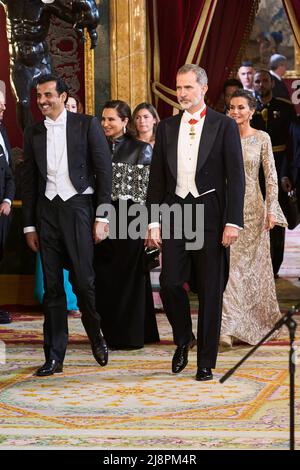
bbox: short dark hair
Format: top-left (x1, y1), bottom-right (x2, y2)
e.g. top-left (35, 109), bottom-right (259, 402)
top-left (240, 60), bottom-right (253, 68)
top-left (254, 69), bottom-right (273, 81)
top-left (35, 74), bottom-right (69, 98)
top-left (230, 89), bottom-right (257, 110)
top-left (223, 78), bottom-right (243, 93)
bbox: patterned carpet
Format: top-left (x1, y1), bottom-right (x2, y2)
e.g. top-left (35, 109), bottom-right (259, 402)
top-left (0, 229), bottom-right (299, 450)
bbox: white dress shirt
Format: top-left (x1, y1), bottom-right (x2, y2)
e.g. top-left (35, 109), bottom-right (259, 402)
top-left (176, 106), bottom-right (214, 199)
top-left (44, 108), bottom-right (93, 201)
top-left (0, 128), bottom-right (12, 206)
top-left (0, 131), bottom-right (9, 163)
top-left (24, 109), bottom-right (97, 234)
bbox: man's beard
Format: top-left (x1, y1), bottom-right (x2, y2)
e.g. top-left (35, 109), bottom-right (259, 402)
top-left (179, 96), bottom-right (201, 110)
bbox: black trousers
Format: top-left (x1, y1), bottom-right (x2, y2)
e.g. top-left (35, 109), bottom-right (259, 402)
top-left (159, 193), bottom-right (226, 369)
top-left (37, 195), bottom-right (101, 362)
top-left (260, 157), bottom-right (285, 277)
top-left (270, 187), bottom-right (286, 276)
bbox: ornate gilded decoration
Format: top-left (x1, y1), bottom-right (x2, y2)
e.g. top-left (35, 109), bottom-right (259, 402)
top-left (84, 32), bottom-right (95, 114)
top-left (109, 0), bottom-right (148, 108)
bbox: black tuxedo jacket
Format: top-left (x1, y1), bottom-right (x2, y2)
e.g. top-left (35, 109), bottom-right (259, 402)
top-left (22, 111), bottom-right (112, 227)
top-left (271, 75), bottom-right (290, 100)
top-left (0, 125), bottom-right (15, 203)
top-left (146, 107), bottom-right (245, 227)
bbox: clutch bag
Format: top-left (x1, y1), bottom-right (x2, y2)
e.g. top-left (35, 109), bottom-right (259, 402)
top-left (282, 190), bottom-right (300, 230)
top-left (143, 247), bottom-right (160, 272)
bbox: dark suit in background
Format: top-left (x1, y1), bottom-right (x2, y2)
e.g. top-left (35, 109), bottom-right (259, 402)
top-left (0, 125), bottom-right (15, 260)
top-left (287, 117), bottom-right (300, 211)
top-left (22, 111), bottom-right (112, 367)
top-left (271, 75), bottom-right (290, 100)
top-left (252, 96), bottom-right (296, 275)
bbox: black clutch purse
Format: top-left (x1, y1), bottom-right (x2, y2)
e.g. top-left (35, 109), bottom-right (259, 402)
top-left (282, 190), bottom-right (300, 230)
top-left (143, 247), bottom-right (160, 272)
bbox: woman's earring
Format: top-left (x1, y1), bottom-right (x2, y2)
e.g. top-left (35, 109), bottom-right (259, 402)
top-left (123, 125), bottom-right (127, 134)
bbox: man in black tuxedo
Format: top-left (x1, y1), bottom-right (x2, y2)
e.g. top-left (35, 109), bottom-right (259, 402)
top-left (22, 74), bottom-right (112, 376)
top-left (0, 89), bottom-right (15, 324)
top-left (146, 64), bottom-right (245, 381)
top-left (269, 54), bottom-right (290, 100)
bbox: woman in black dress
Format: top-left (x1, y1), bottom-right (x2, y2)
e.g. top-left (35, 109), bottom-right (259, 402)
top-left (94, 100), bottom-right (159, 349)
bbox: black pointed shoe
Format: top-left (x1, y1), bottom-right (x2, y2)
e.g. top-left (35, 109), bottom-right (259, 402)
top-left (34, 360), bottom-right (63, 377)
top-left (91, 335), bottom-right (108, 366)
top-left (195, 367), bottom-right (213, 381)
top-left (172, 337), bottom-right (197, 374)
top-left (0, 310), bottom-right (12, 324)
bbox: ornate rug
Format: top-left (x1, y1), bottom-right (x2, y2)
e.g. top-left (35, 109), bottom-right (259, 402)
top-left (0, 314), bottom-right (299, 450)
top-left (0, 228), bottom-right (299, 449)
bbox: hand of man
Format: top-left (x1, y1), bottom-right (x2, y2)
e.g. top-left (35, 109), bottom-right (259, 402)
top-left (265, 213), bottom-right (276, 230)
top-left (281, 176), bottom-right (293, 193)
top-left (93, 221), bottom-right (109, 244)
top-left (222, 226), bottom-right (239, 248)
top-left (25, 232), bottom-right (40, 252)
top-left (145, 227), bottom-right (162, 249)
top-left (0, 202), bottom-right (11, 216)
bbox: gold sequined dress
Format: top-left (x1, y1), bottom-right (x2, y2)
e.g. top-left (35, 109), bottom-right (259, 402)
top-left (221, 130), bottom-right (287, 345)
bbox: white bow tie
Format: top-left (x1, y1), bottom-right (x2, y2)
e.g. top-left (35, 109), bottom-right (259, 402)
top-left (44, 120), bottom-right (65, 130)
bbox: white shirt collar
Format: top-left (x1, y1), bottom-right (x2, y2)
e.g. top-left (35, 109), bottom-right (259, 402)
top-left (183, 104), bottom-right (206, 123)
top-left (270, 70), bottom-right (281, 81)
top-left (45, 107), bottom-right (67, 125)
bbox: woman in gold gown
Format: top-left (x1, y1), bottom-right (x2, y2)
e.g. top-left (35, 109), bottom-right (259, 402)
top-left (220, 89), bottom-right (287, 347)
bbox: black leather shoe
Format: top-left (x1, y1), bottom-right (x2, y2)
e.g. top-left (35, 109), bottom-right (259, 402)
top-left (0, 310), bottom-right (12, 324)
top-left (34, 360), bottom-right (63, 377)
top-left (91, 335), bottom-right (108, 366)
top-left (195, 367), bottom-right (213, 381)
top-left (172, 337), bottom-right (197, 374)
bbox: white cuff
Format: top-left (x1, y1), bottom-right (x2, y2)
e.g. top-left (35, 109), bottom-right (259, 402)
top-left (95, 218), bottom-right (109, 224)
top-left (3, 199), bottom-right (11, 206)
top-left (225, 223), bottom-right (243, 230)
top-left (148, 222), bottom-right (160, 230)
top-left (24, 226), bottom-right (36, 234)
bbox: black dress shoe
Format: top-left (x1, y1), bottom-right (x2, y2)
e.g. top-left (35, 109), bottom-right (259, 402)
top-left (0, 310), bottom-right (12, 324)
top-left (35, 360), bottom-right (63, 377)
top-left (195, 367), bottom-right (213, 381)
top-left (91, 335), bottom-right (108, 366)
top-left (172, 337), bottom-right (197, 374)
